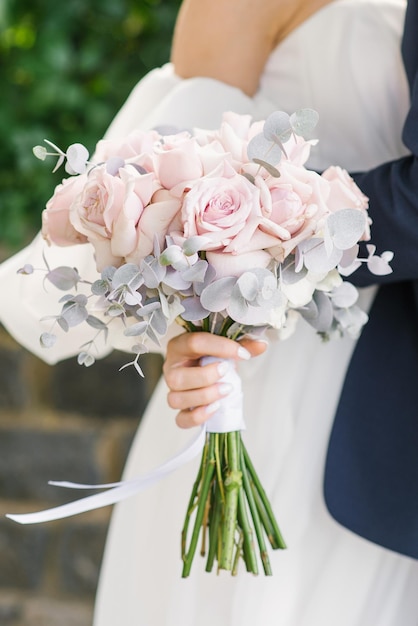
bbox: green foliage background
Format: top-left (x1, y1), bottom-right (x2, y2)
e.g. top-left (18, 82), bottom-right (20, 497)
top-left (0, 0), bottom-right (181, 253)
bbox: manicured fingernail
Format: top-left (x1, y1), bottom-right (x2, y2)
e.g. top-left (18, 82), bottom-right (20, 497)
top-left (218, 383), bottom-right (233, 396)
top-left (205, 400), bottom-right (220, 415)
top-left (237, 347), bottom-right (251, 360)
top-left (217, 361), bottom-right (230, 377)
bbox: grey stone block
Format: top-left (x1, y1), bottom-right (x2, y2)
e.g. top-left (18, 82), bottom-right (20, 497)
top-left (51, 351), bottom-right (162, 418)
top-left (0, 347), bottom-right (29, 410)
top-left (0, 428), bottom-right (103, 501)
top-left (0, 519), bottom-right (48, 589)
top-left (57, 522), bottom-right (108, 597)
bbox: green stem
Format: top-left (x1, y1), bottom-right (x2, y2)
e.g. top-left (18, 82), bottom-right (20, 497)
top-left (219, 431), bottom-right (242, 571)
top-left (242, 442), bottom-right (286, 550)
top-left (205, 480), bottom-right (222, 572)
top-left (182, 436), bottom-right (216, 577)
top-left (237, 486), bottom-right (259, 574)
top-left (240, 446), bottom-right (272, 575)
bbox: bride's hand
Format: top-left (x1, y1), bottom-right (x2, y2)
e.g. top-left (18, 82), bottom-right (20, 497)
top-left (163, 332), bottom-right (267, 429)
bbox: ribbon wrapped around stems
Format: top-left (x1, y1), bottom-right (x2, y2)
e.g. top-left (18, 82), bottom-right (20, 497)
top-left (7, 359), bottom-right (286, 577)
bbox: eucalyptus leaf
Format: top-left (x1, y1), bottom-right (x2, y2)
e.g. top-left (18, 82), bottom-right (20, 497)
top-left (46, 266), bottom-right (80, 290)
top-left (61, 301), bottom-right (89, 326)
top-left (33, 145), bottom-right (48, 161)
top-left (326, 209), bottom-right (366, 251)
top-left (247, 133), bottom-right (282, 166)
top-left (136, 301), bottom-right (161, 318)
top-left (86, 315), bottom-right (108, 330)
top-left (150, 308), bottom-right (168, 336)
top-left (40, 332), bottom-right (57, 348)
top-left (106, 303), bottom-right (125, 317)
top-left (182, 235), bottom-right (211, 256)
top-left (17, 264), bottom-right (34, 275)
top-left (330, 282), bottom-right (359, 308)
top-left (123, 321), bottom-right (148, 337)
top-left (236, 272), bottom-right (259, 301)
top-left (200, 277), bottom-right (237, 312)
top-left (180, 297), bottom-right (211, 321)
top-left (263, 111), bottom-right (291, 141)
top-left (77, 352), bottom-right (95, 367)
top-left (181, 260), bottom-right (208, 283)
top-left (289, 109), bottom-right (319, 137)
top-left (112, 263), bottom-right (143, 290)
top-left (252, 158), bottom-right (281, 177)
top-left (66, 143), bottom-right (89, 174)
top-left (91, 279), bottom-right (110, 296)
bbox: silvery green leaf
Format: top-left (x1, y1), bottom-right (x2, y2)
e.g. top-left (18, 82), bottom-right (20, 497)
top-left (106, 303), bottom-right (125, 317)
top-left (102, 266), bottom-right (116, 281)
top-left (86, 315), bottom-right (108, 330)
top-left (298, 299), bottom-right (319, 322)
top-left (194, 264), bottom-right (217, 296)
top-left (241, 172), bottom-right (255, 184)
top-left (150, 308), bottom-right (168, 335)
top-left (106, 156), bottom-right (125, 175)
top-left (131, 343), bottom-right (149, 355)
top-left (33, 145), bottom-right (48, 161)
top-left (308, 291), bottom-right (333, 332)
top-left (136, 301), bottom-right (161, 318)
top-left (57, 317), bottom-right (69, 332)
top-left (133, 360), bottom-right (145, 377)
top-left (140, 257), bottom-right (165, 288)
top-left (91, 279), bottom-right (109, 296)
top-left (52, 154), bottom-right (65, 173)
top-left (289, 109), bottom-right (319, 137)
top-left (330, 282), bottom-right (359, 308)
top-left (181, 297), bottom-right (210, 321)
top-left (77, 352), bottom-right (95, 367)
top-left (17, 263), bottom-right (34, 275)
top-left (182, 236), bottom-right (211, 256)
top-left (163, 267), bottom-right (191, 291)
top-left (112, 263), bottom-right (143, 290)
top-left (123, 321), bottom-right (148, 336)
top-left (146, 324), bottom-right (160, 346)
top-left (334, 305), bottom-right (368, 337)
top-left (200, 277), bottom-right (236, 312)
top-left (159, 245), bottom-right (185, 267)
top-left (66, 143), bottom-right (89, 174)
top-left (326, 209), bottom-right (366, 250)
top-left (61, 301), bottom-right (89, 326)
top-left (124, 290), bottom-right (143, 306)
top-left (252, 158), bottom-right (281, 177)
top-left (40, 332), bottom-right (57, 348)
top-left (228, 292), bottom-right (249, 321)
top-left (301, 239), bottom-right (342, 273)
top-left (46, 266), bottom-right (80, 290)
top-left (366, 254), bottom-right (393, 276)
top-left (247, 133), bottom-right (282, 166)
top-left (281, 258), bottom-right (307, 284)
top-left (181, 260), bottom-right (208, 283)
top-left (72, 294), bottom-right (88, 306)
top-left (237, 272), bottom-right (259, 301)
top-left (264, 111), bottom-right (291, 141)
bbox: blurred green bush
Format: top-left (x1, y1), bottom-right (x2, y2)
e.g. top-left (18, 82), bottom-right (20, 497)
top-left (0, 0), bottom-right (181, 252)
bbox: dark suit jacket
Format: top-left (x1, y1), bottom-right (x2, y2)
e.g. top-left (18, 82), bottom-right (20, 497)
top-left (324, 0), bottom-right (418, 558)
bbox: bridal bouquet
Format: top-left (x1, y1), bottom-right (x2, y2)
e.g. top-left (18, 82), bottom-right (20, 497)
top-left (15, 109), bottom-right (392, 576)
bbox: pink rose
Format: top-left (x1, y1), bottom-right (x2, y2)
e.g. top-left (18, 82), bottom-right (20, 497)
top-left (126, 189), bottom-right (182, 264)
top-left (153, 135), bottom-right (204, 190)
top-left (69, 165), bottom-right (154, 270)
top-left (94, 129), bottom-right (160, 162)
top-left (321, 166), bottom-right (370, 239)
top-left (42, 176), bottom-right (88, 246)
top-left (182, 173), bottom-right (261, 251)
top-left (206, 249), bottom-right (272, 279)
top-left (255, 163), bottom-right (331, 260)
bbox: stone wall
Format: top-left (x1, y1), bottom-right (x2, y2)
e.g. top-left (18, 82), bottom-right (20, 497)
top-left (0, 324), bottom-right (162, 626)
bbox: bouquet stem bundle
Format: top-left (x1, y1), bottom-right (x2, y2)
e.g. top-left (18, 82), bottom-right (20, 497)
top-left (181, 420), bottom-right (286, 577)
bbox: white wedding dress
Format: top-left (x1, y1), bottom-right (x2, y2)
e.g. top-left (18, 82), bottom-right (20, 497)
top-left (1, 1), bottom-right (418, 625)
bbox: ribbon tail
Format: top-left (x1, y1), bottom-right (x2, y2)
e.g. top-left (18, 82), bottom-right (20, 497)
top-left (6, 425), bottom-right (207, 525)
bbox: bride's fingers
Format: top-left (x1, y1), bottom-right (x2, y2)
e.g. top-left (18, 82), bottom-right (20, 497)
top-left (175, 400), bottom-right (222, 429)
top-left (164, 359), bottom-right (230, 393)
top-left (163, 332), bottom-right (251, 371)
top-left (167, 380), bottom-right (232, 412)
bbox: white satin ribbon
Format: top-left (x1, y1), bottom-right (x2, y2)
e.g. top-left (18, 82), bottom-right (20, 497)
top-left (6, 358), bottom-right (245, 525)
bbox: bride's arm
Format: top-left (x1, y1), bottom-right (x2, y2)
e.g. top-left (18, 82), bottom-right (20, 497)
top-left (170, 0), bottom-right (281, 96)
